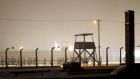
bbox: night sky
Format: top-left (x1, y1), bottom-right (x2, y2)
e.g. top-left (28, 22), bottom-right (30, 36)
top-left (0, 0), bottom-right (139, 58)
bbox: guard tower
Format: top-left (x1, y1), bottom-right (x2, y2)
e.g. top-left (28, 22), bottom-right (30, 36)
top-left (72, 33), bottom-right (99, 66)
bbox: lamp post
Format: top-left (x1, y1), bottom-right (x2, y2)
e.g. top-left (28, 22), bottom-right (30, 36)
top-left (94, 19), bottom-right (102, 66)
top-left (5, 48), bottom-right (10, 68)
top-left (20, 48), bottom-right (23, 68)
top-left (98, 19), bottom-right (101, 66)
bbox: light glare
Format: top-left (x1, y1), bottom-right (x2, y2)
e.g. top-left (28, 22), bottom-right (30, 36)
top-left (68, 46), bottom-right (74, 51)
top-left (93, 20), bottom-right (97, 24)
top-left (54, 42), bottom-right (61, 51)
top-left (19, 46), bottom-right (23, 50)
top-left (135, 49), bottom-right (140, 58)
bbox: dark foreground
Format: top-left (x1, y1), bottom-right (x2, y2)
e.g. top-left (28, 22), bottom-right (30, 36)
top-left (0, 66), bottom-right (116, 79)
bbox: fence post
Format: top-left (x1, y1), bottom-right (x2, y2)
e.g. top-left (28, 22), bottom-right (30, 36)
top-left (106, 47), bottom-right (109, 67)
top-left (20, 48), bottom-right (23, 68)
top-left (65, 47), bottom-right (68, 63)
top-left (51, 47), bottom-right (55, 68)
top-left (120, 47), bottom-right (123, 65)
top-left (35, 48), bottom-right (39, 67)
top-left (5, 48), bottom-right (10, 68)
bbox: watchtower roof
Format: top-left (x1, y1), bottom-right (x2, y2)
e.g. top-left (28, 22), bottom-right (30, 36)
top-left (75, 33), bottom-right (93, 36)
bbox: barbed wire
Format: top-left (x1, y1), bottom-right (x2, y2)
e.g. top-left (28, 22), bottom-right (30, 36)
top-left (0, 18), bottom-right (91, 22)
top-left (0, 18), bottom-right (140, 24)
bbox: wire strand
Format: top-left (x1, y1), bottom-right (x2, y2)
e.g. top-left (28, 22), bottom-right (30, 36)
top-left (0, 18), bottom-right (140, 24)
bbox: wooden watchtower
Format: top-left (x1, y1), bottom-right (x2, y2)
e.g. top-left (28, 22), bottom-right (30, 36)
top-left (72, 33), bottom-right (99, 66)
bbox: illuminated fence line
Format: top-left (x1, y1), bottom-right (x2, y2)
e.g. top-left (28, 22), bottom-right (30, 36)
top-left (0, 46), bottom-right (131, 68)
top-left (0, 47), bottom-right (140, 67)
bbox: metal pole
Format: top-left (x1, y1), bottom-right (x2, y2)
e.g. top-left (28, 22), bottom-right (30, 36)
top-left (73, 36), bottom-right (77, 62)
top-left (106, 47), bottom-right (109, 67)
top-left (79, 49), bottom-right (81, 64)
top-left (120, 47), bottom-right (123, 65)
top-left (51, 47), bottom-right (55, 68)
top-left (83, 35), bottom-right (86, 66)
top-left (65, 47), bottom-right (68, 63)
top-left (93, 50), bottom-right (95, 67)
top-left (5, 48), bottom-right (9, 68)
top-left (35, 48), bottom-right (39, 67)
top-left (72, 51), bottom-right (74, 62)
top-left (97, 19), bottom-right (101, 66)
top-left (20, 48), bottom-right (23, 68)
